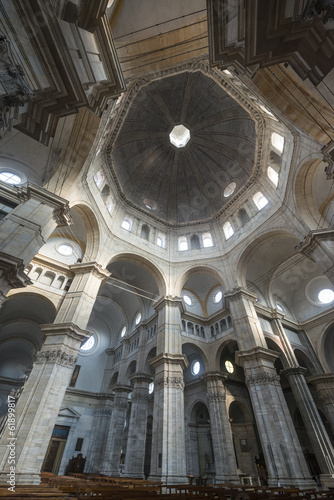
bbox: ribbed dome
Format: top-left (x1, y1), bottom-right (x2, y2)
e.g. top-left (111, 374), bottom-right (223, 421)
top-left (109, 71), bottom-right (256, 225)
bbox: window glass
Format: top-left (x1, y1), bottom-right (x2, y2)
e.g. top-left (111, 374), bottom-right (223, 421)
top-left (80, 335), bottom-right (95, 351)
top-left (121, 218), bottom-right (132, 231)
top-left (225, 360), bottom-right (234, 373)
top-left (271, 133), bottom-right (284, 153)
top-left (183, 295), bottom-right (192, 306)
top-left (178, 236), bottom-right (188, 251)
top-left (202, 232), bottom-right (213, 248)
top-left (57, 243), bottom-right (73, 256)
top-left (318, 289), bottom-right (334, 304)
top-left (214, 290), bottom-right (223, 303)
top-left (253, 192), bottom-right (268, 210)
top-left (224, 182), bottom-right (236, 198)
top-left (223, 221), bottom-right (234, 239)
top-left (192, 360), bottom-right (200, 375)
top-left (267, 166), bottom-right (279, 187)
top-left (0, 172), bottom-right (21, 185)
top-left (135, 312), bottom-right (142, 325)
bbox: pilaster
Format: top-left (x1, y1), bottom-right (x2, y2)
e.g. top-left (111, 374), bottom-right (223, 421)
top-left (202, 372), bottom-right (239, 483)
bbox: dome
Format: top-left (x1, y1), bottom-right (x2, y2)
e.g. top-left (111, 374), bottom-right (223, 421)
top-left (108, 71), bottom-right (256, 225)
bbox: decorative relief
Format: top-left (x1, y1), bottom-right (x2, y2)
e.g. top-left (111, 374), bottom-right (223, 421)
top-left (113, 400), bottom-right (129, 411)
top-left (53, 205), bottom-right (73, 227)
top-left (318, 391), bottom-right (334, 406)
top-left (131, 392), bottom-right (149, 404)
top-left (246, 373), bottom-right (280, 386)
top-left (155, 375), bottom-right (184, 390)
top-left (0, 30), bottom-right (34, 138)
top-left (207, 391), bottom-right (226, 403)
top-left (36, 350), bottom-right (77, 367)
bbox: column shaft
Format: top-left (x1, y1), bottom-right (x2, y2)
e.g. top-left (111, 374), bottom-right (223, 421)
top-left (203, 372), bottom-right (239, 483)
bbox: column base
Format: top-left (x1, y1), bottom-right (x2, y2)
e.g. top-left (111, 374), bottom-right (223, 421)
top-left (215, 474), bottom-right (240, 484)
top-left (149, 473), bottom-right (188, 485)
top-left (122, 472), bottom-right (145, 479)
top-left (100, 468), bottom-right (120, 477)
top-left (320, 473), bottom-right (334, 489)
top-left (267, 477), bottom-right (316, 490)
top-left (0, 471), bottom-right (41, 485)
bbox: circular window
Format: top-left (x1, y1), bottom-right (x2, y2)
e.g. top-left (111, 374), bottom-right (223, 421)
top-left (135, 313), bottom-right (142, 325)
top-left (80, 335), bottom-right (95, 351)
top-left (149, 382), bottom-right (154, 394)
top-left (57, 243), bottom-right (73, 256)
top-left (192, 360), bottom-right (201, 376)
top-left (318, 289), bottom-right (334, 304)
top-left (214, 290), bottom-right (223, 303)
top-left (121, 326), bottom-right (127, 337)
top-left (0, 171), bottom-right (22, 185)
top-left (224, 182), bottom-right (236, 198)
top-left (183, 295), bottom-right (192, 306)
top-left (276, 303), bottom-right (284, 312)
top-left (225, 360), bottom-right (234, 373)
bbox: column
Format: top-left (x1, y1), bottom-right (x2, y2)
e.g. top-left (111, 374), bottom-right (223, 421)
top-left (272, 313), bottom-right (334, 485)
top-left (100, 385), bottom-right (132, 476)
top-left (308, 374), bottom-right (334, 433)
top-left (0, 262), bottom-right (110, 484)
top-left (149, 296), bottom-right (188, 484)
top-left (85, 398), bottom-right (113, 473)
top-left (123, 373), bottom-right (152, 478)
top-left (297, 229), bottom-right (334, 284)
top-left (0, 182), bottom-right (71, 301)
top-left (237, 348), bottom-right (315, 489)
top-left (282, 368), bottom-right (334, 477)
top-left (226, 288), bottom-right (314, 488)
top-left (202, 372), bottom-right (239, 483)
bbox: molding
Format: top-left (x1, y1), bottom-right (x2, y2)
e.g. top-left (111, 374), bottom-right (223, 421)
top-left (105, 59), bottom-right (267, 228)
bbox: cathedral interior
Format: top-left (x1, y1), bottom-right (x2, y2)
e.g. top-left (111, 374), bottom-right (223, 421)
top-left (0, 0), bottom-right (334, 491)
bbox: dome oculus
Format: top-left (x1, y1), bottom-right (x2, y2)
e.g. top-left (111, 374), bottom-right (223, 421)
top-left (169, 124), bottom-right (191, 148)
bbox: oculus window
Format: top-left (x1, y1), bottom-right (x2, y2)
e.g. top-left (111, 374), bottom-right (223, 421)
top-left (169, 124), bottom-right (191, 148)
top-left (0, 171), bottom-right (22, 185)
top-left (80, 335), bottom-right (95, 351)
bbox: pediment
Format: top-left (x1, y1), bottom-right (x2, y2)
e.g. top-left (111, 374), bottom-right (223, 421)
top-left (59, 406), bottom-right (81, 418)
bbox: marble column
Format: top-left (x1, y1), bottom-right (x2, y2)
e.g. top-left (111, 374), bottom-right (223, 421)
top-left (100, 385), bottom-right (132, 476)
top-left (123, 373), bottom-right (152, 478)
top-left (0, 262), bottom-right (110, 484)
top-left (85, 398), bottom-right (113, 473)
top-left (282, 368), bottom-right (334, 477)
top-left (202, 372), bottom-right (239, 483)
top-left (237, 347), bottom-right (315, 489)
top-left (0, 323), bottom-right (89, 484)
top-left (308, 374), bottom-right (334, 434)
top-left (148, 296), bottom-right (188, 484)
top-left (297, 229), bottom-right (334, 284)
top-left (0, 182), bottom-right (71, 302)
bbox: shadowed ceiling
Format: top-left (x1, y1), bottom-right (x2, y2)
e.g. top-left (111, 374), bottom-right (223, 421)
top-left (109, 70), bottom-right (256, 225)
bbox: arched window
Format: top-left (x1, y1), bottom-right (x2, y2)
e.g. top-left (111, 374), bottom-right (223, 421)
top-left (223, 221), bottom-right (234, 240)
top-left (267, 166), bottom-right (279, 187)
top-left (237, 208), bottom-right (250, 226)
top-left (121, 217), bottom-right (132, 231)
top-left (253, 192), bottom-right (268, 210)
top-left (202, 232), bottom-right (213, 248)
top-left (93, 170), bottom-right (105, 188)
top-left (140, 224), bottom-right (150, 240)
top-left (101, 184), bottom-right (110, 200)
top-left (40, 271), bottom-right (56, 286)
top-left (156, 232), bottom-right (166, 248)
top-left (271, 132), bottom-right (284, 153)
top-left (178, 236), bottom-right (188, 251)
top-left (190, 234), bottom-right (200, 250)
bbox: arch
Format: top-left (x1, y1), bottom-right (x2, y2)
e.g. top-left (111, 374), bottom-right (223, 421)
top-left (294, 348), bottom-right (317, 376)
top-left (40, 271), bottom-right (56, 286)
top-left (0, 293), bottom-right (57, 324)
top-left (70, 203), bottom-right (100, 261)
top-left (107, 253), bottom-right (167, 297)
top-left (126, 360), bottom-right (137, 384)
top-left (321, 322), bottom-right (334, 372)
top-left (236, 229), bottom-right (301, 289)
top-left (110, 371), bottom-right (119, 387)
top-left (215, 339), bottom-right (240, 372)
top-left (176, 265), bottom-right (224, 297)
top-left (182, 342), bottom-right (209, 372)
top-left (294, 156), bottom-right (328, 230)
